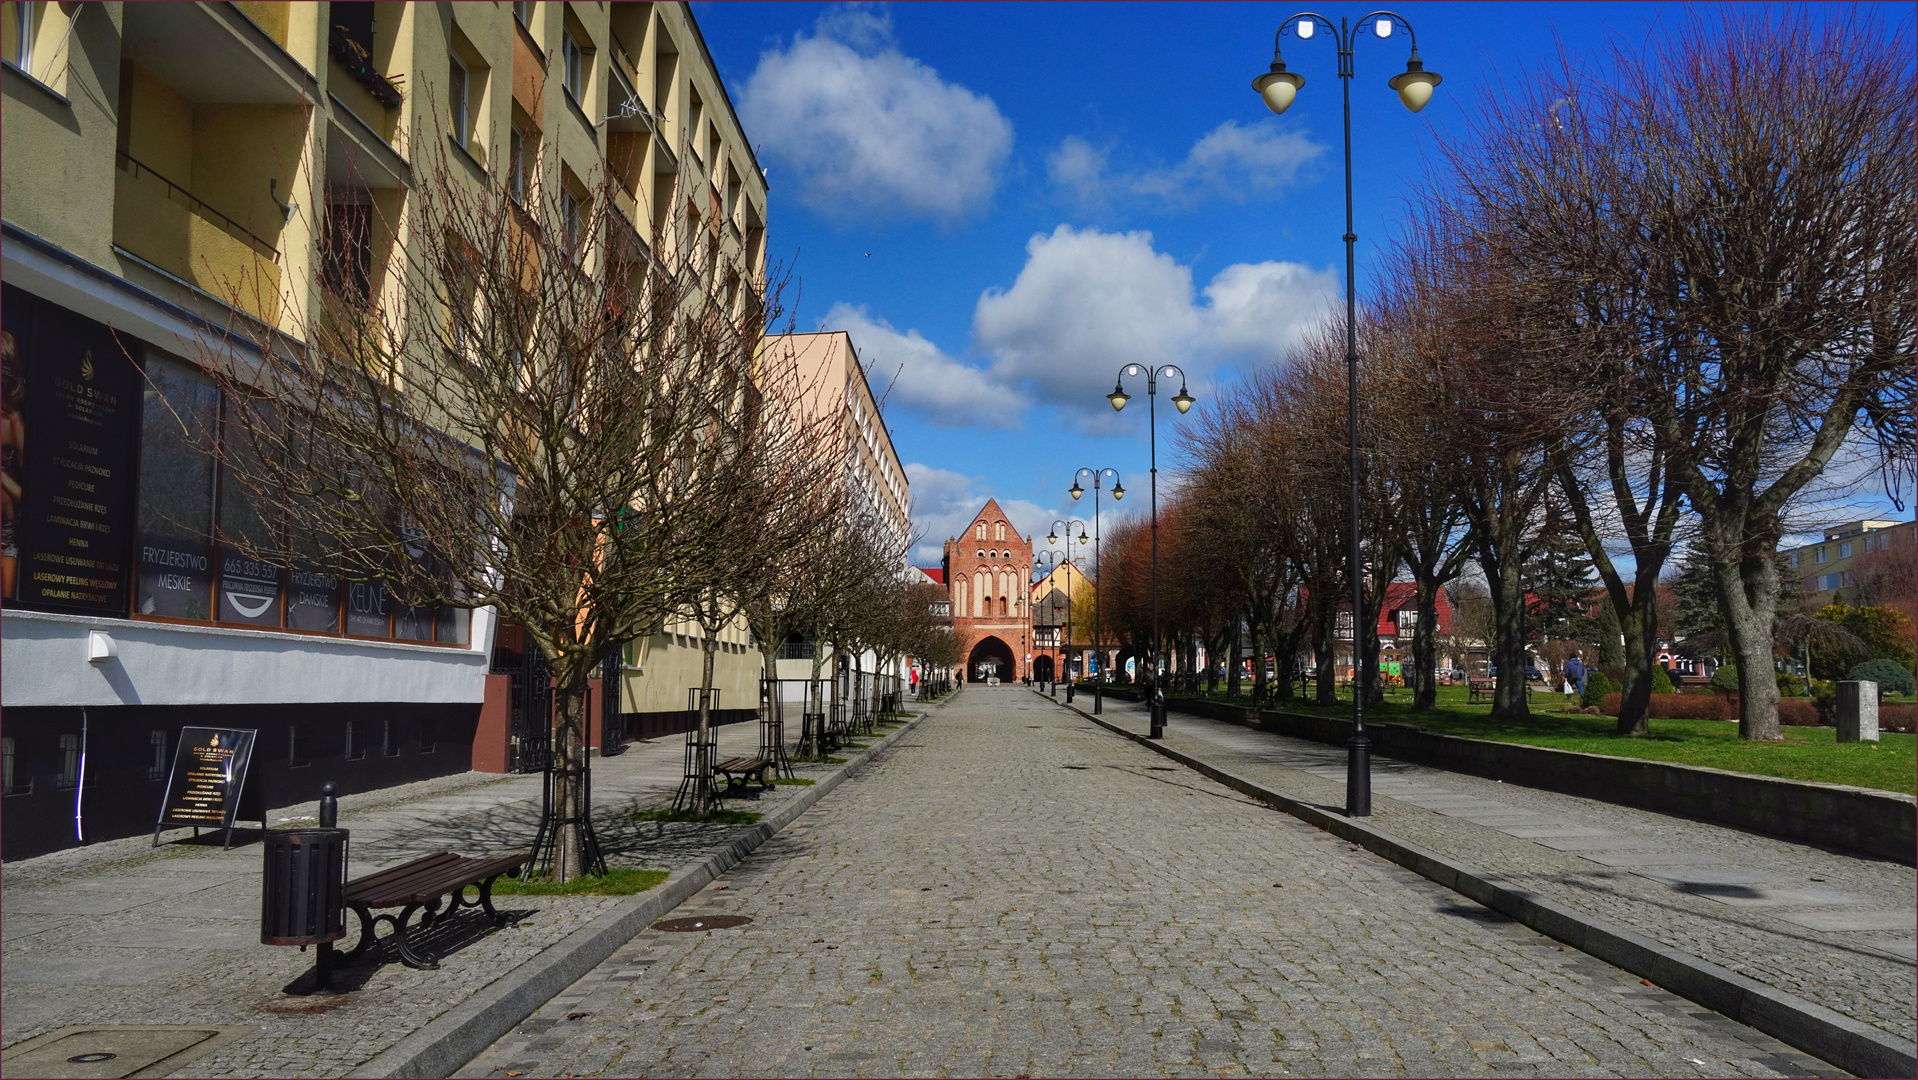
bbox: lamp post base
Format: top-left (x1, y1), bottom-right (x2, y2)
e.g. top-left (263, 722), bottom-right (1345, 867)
top-left (1093, 682), bottom-right (1103, 714)
top-left (1346, 731), bottom-right (1371, 817)
top-left (1149, 689), bottom-right (1166, 739)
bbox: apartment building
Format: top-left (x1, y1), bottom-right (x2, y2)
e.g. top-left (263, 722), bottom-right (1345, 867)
top-left (1, 1), bottom-right (767, 859)
top-left (757, 331), bottom-right (913, 704)
top-left (1784, 518), bottom-right (1917, 607)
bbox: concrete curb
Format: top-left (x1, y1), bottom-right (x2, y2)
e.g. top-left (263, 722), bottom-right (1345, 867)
top-left (1055, 692), bottom-right (1917, 1080)
top-left (359, 697), bottom-right (952, 1078)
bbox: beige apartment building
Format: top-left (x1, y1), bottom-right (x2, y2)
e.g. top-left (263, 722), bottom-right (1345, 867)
top-left (758, 331), bottom-right (913, 702)
top-left (1783, 518), bottom-right (1917, 608)
top-left (1, 1), bottom-right (768, 859)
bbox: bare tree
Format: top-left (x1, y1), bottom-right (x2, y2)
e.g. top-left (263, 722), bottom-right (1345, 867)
top-left (196, 134), bottom-right (791, 878)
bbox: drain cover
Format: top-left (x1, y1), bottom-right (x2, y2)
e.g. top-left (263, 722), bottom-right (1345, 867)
top-left (655, 915), bottom-right (753, 932)
top-left (1, 1026), bottom-right (251, 1079)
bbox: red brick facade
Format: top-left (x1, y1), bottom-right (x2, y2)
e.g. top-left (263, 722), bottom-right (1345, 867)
top-left (940, 499), bottom-right (1033, 682)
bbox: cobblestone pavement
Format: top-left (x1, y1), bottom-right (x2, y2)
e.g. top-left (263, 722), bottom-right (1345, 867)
top-left (0, 715), bottom-right (885, 1078)
top-left (1084, 692), bottom-right (1917, 1045)
top-left (457, 687), bottom-right (1841, 1079)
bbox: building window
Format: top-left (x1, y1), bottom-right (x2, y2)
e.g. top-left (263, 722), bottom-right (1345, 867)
top-left (1814, 546), bottom-right (1827, 564)
top-left (995, 522), bottom-right (1006, 541)
top-left (288, 723), bottom-right (311, 768)
top-left (560, 188), bottom-right (581, 253)
top-left (448, 54), bottom-right (469, 148)
top-left (9, 1), bottom-right (35, 70)
top-left (509, 125), bottom-right (527, 202)
top-left (56, 733), bottom-right (80, 790)
top-left (322, 201), bottom-right (373, 301)
top-left (1839, 541), bottom-right (1852, 559)
top-left (383, 719), bottom-right (401, 757)
top-left (1, 737), bottom-right (23, 796)
top-left (148, 730), bottom-right (169, 781)
top-left (975, 523), bottom-right (985, 540)
top-left (1789, 550), bottom-right (1800, 568)
top-left (562, 29), bottom-right (584, 102)
top-left (420, 718), bottom-right (437, 754)
top-left (345, 719), bottom-right (367, 761)
top-left (513, 1), bottom-right (530, 26)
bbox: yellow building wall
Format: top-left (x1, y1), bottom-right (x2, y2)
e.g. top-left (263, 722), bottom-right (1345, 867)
top-left (2, 1), bottom-right (122, 268)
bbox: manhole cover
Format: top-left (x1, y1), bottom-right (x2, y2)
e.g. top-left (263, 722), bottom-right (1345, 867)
top-left (1, 1026), bottom-right (251, 1079)
top-left (655, 915), bottom-right (753, 932)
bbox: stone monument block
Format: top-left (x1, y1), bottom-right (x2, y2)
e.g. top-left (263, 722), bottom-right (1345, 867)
top-left (1837, 680), bottom-right (1879, 743)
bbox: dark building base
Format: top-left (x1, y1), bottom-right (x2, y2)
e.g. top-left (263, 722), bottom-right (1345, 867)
top-left (2, 702), bottom-right (479, 862)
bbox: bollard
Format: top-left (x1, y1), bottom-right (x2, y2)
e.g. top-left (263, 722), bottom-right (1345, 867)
top-left (1837, 681), bottom-right (1880, 743)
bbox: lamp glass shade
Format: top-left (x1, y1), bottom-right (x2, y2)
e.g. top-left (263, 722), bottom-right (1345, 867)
top-left (1253, 69), bottom-right (1303, 115)
top-left (1172, 388), bottom-right (1195, 413)
top-left (1297, 18), bottom-right (1313, 38)
top-left (1375, 18), bottom-right (1392, 37)
top-left (1111, 482), bottom-right (1126, 501)
top-left (1079, 533), bottom-right (1088, 545)
top-left (1389, 67), bottom-right (1441, 112)
top-left (1069, 482), bottom-right (1084, 500)
top-left (1047, 531), bottom-right (1058, 544)
top-left (1108, 388), bottom-right (1130, 412)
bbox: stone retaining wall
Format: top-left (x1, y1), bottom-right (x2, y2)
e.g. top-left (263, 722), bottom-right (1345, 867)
top-left (1153, 694), bottom-right (1916, 865)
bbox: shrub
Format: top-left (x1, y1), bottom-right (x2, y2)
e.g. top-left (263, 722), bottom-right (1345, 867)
top-left (1600, 693), bottom-right (1734, 720)
top-left (1711, 663), bottom-right (1740, 691)
top-left (1650, 664), bottom-right (1675, 694)
top-left (1775, 672), bottom-right (1809, 699)
top-left (1582, 670), bottom-right (1619, 709)
top-left (1777, 700), bottom-right (1821, 726)
top-left (1882, 704), bottom-right (1916, 734)
top-left (1847, 658), bottom-right (1916, 696)
top-left (1810, 679), bottom-right (1838, 724)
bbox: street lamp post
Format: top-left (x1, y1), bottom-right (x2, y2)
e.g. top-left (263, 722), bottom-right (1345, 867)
top-left (1069, 469), bottom-right (1124, 714)
top-left (1252, 9), bottom-right (1439, 816)
top-left (1034, 548), bottom-right (1059, 693)
top-left (1043, 519), bottom-right (1089, 696)
top-left (1108, 364), bottom-right (1196, 739)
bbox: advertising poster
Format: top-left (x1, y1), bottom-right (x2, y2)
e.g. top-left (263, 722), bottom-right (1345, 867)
top-left (154, 727), bottom-right (259, 843)
top-left (2, 286), bottom-right (140, 614)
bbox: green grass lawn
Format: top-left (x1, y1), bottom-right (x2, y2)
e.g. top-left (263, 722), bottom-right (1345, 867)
top-left (1182, 684), bottom-right (1916, 794)
top-left (490, 867), bottom-right (669, 896)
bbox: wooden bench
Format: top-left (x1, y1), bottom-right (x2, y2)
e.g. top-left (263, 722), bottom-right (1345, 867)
top-left (714, 755), bottom-right (775, 798)
top-left (342, 851), bottom-right (527, 970)
top-left (1468, 679), bottom-right (1533, 705)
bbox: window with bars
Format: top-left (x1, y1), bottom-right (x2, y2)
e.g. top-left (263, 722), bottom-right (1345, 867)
top-left (148, 730), bottom-right (169, 781)
top-left (288, 723), bottom-right (311, 768)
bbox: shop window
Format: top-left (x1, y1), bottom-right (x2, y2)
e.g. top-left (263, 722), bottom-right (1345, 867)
top-left (216, 406), bottom-right (285, 628)
top-left (345, 719), bottom-right (367, 760)
top-left (148, 730), bottom-right (169, 781)
top-left (395, 600), bottom-right (437, 641)
top-left (382, 719), bottom-right (401, 757)
top-left (2, 736), bottom-right (25, 796)
top-left (56, 733), bottom-right (79, 789)
top-left (135, 355), bottom-right (218, 620)
top-left (435, 605), bottom-right (471, 645)
top-left (419, 718), bottom-right (437, 754)
top-left (287, 723), bottom-right (310, 768)
top-left (345, 578), bottom-right (391, 637)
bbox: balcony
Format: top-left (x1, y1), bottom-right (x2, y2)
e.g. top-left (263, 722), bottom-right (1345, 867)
top-left (329, 24), bottom-right (403, 108)
top-left (113, 152), bottom-right (282, 323)
top-left (121, 2), bottom-right (312, 106)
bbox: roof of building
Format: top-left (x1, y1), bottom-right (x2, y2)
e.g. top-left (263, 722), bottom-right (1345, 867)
top-left (918, 567), bottom-right (946, 585)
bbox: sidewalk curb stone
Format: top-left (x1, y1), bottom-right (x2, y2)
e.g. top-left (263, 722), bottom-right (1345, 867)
top-left (357, 696), bottom-right (952, 1079)
top-left (1054, 691), bottom-right (1917, 1080)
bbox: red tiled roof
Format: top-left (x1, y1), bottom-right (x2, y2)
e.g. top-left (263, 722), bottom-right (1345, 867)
top-left (919, 567), bottom-right (945, 584)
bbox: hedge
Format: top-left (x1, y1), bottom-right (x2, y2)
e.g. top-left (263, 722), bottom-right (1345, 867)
top-left (1600, 693), bottom-right (1733, 720)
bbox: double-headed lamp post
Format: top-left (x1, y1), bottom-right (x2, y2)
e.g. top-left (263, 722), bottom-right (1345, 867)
top-left (1043, 519), bottom-right (1089, 694)
top-left (1252, 10), bottom-right (1439, 817)
top-left (1069, 469), bottom-right (1124, 714)
top-left (1108, 364), bottom-right (1196, 739)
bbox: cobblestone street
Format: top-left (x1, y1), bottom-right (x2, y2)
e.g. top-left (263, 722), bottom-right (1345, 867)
top-left (459, 688), bottom-right (1840, 1079)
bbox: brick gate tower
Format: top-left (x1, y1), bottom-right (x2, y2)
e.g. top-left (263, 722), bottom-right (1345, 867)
top-left (940, 500), bottom-right (1033, 682)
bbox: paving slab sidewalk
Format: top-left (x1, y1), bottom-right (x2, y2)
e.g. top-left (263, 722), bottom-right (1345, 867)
top-left (1, 702), bottom-right (943, 1078)
top-left (1052, 690), bottom-right (1916, 1063)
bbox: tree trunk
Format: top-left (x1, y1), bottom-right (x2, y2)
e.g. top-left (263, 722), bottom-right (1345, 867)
top-left (549, 674), bottom-right (589, 881)
top-left (1489, 558), bottom-right (1531, 722)
top-left (1412, 578), bottom-right (1439, 711)
top-left (1614, 596), bottom-right (1654, 736)
top-left (1314, 616), bottom-right (1337, 705)
top-left (696, 635), bottom-right (718, 812)
top-left (1711, 543), bottom-right (1784, 740)
top-left (1250, 622), bottom-right (1267, 703)
top-left (1227, 619), bottom-right (1243, 698)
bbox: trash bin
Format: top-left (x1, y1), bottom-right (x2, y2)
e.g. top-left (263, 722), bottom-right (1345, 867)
top-left (261, 827), bottom-right (347, 946)
top-left (261, 783), bottom-right (348, 991)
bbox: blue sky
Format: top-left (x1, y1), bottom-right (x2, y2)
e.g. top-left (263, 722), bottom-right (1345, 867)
top-left (693, 2), bottom-right (1916, 569)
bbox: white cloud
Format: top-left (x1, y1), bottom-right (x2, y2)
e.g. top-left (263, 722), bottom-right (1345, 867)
top-left (739, 7), bottom-right (1013, 225)
top-left (1048, 120), bottom-right (1325, 213)
top-left (972, 226), bottom-right (1336, 424)
top-left (821, 303), bottom-right (1021, 427)
top-left (904, 463), bottom-right (1060, 568)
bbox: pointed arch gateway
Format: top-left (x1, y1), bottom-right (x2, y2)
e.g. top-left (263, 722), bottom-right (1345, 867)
top-left (966, 635), bottom-right (1015, 683)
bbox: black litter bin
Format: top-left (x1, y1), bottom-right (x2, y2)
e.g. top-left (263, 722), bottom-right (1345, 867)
top-left (261, 827), bottom-right (348, 946)
top-left (261, 783), bottom-right (349, 991)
